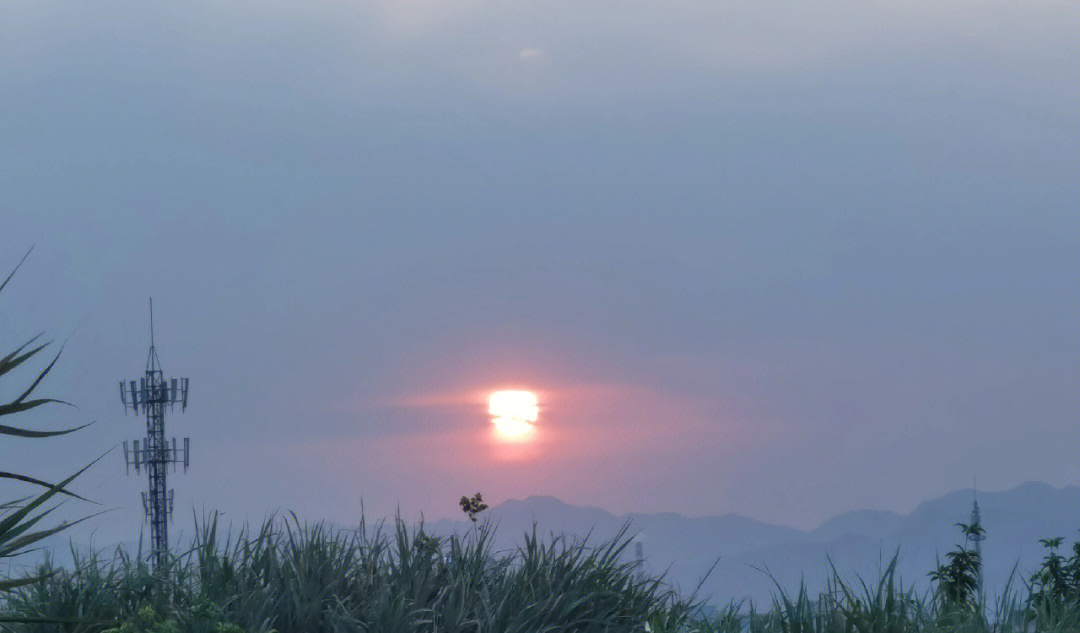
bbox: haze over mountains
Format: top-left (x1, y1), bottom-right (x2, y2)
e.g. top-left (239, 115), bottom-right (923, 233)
top-left (41, 482), bottom-right (1080, 607)
top-left (430, 482), bottom-right (1080, 605)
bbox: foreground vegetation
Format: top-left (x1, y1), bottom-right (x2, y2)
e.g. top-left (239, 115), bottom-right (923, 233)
top-left (1, 249), bottom-right (98, 590)
top-left (1, 516), bottom-right (699, 633)
top-left (3, 516), bottom-right (1080, 633)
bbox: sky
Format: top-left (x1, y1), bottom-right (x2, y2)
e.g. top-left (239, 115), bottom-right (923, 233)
top-left (2, 0), bottom-right (1080, 546)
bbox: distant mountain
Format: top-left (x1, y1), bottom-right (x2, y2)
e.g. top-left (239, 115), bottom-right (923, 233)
top-left (36, 483), bottom-right (1080, 606)
top-left (428, 483), bottom-right (1080, 606)
top-left (809, 509), bottom-right (905, 542)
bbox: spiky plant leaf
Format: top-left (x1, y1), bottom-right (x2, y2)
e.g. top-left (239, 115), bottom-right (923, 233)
top-left (0, 334), bottom-right (47, 378)
top-left (0, 574), bottom-right (52, 592)
top-left (0, 512), bottom-right (104, 558)
top-left (0, 471), bottom-right (91, 501)
top-left (0, 419), bottom-right (90, 438)
top-left (0, 453), bottom-right (101, 548)
top-left (0, 247), bottom-right (31, 295)
top-left (0, 249), bottom-right (97, 597)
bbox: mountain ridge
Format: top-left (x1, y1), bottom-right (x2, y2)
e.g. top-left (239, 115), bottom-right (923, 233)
top-left (45, 482), bottom-right (1080, 606)
top-left (429, 482), bottom-right (1080, 605)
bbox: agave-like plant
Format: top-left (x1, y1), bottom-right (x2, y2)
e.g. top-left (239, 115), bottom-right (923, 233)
top-left (0, 249), bottom-right (98, 593)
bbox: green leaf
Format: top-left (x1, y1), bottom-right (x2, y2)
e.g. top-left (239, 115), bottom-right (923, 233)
top-left (0, 511), bottom-right (106, 558)
top-left (0, 419), bottom-right (90, 438)
top-left (0, 614), bottom-right (116, 625)
top-left (0, 335), bottom-right (47, 379)
top-left (0, 247), bottom-right (32, 296)
top-left (0, 573), bottom-right (53, 592)
top-left (0, 502), bottom-right (59, 545)
top-left (0, 471), bottom-right (91, 501)
top-left (6, 346), bottom-right (64, 409)
top-left (0, 496), bottom-right (32, 511)
top-left (0, 453), bottom-right (103, 546)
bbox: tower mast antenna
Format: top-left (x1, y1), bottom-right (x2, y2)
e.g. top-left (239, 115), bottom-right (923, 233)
top-left (119, 301), bottom-right (191, 571)
top-left (968, 477), bottom-right (986, 602)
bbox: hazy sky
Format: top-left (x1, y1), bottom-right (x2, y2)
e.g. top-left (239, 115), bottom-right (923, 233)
top-left (2, 1), bottom-right (1080, 544)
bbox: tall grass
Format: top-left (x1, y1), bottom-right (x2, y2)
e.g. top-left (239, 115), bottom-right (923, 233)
top-left (8, 514), bottom-right (1080, 633)
top-left (6, 512), bottom-right (1080, 630)
top-left (0, 515), bottom-right (694, 633)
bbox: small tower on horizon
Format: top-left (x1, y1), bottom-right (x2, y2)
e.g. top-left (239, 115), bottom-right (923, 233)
top-left (119, 299), bottom-right (191, 570)
top-left (967, 490), bottom-right (986, 599)
top-left (632, 535), bottom-right (646, 578)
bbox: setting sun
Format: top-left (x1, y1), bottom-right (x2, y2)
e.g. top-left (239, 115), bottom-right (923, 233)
top-left (489, 390), bottom-right (538, 441)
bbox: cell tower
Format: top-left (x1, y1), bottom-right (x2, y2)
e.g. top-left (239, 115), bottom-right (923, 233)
top-left (632, 536), bottom-right (646, 578)
top-left (967, 493), bottom-right (986, 599)
top-left (119, 299), bottom-right (190, 570)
